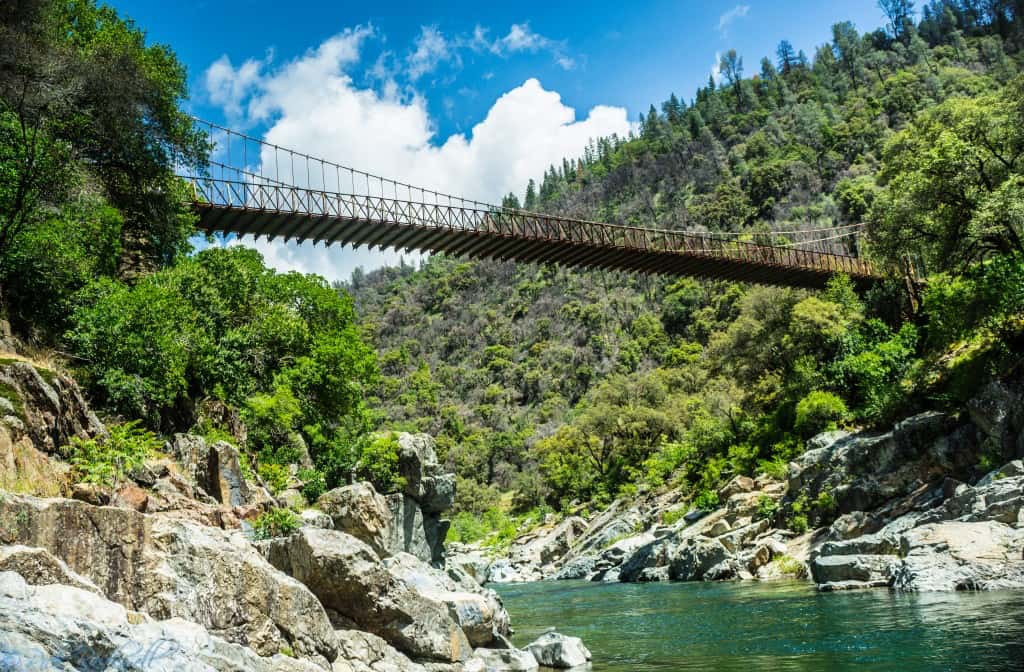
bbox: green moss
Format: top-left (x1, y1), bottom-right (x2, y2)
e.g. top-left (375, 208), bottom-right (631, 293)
top-left (36, 367), bottom-right (58, 386)
top-left (0, 382), bottom-right (25, 420)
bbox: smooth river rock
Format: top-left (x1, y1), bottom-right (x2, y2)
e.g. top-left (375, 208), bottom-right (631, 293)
top-left (525, 632), bottom-right (592, 668)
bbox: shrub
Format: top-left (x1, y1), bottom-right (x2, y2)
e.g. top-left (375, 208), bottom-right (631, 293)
top-left (789, 514), bottom-right (809, 534)
top-left (788, 494), bottom-right (810, 533)
top-left (814, 491), bottom-right (837, 518)
top-left (794, 391), bottom-right (848, 438)
top-left (772, 555), bottom-right (807, 578)
top-left (251, 508), bottom-right (300, 540)
top-left (355, 432), bottom-right (406, 494)
top-left (756, 456), bottom-right (788, 480)
top-left (68, 421), bottom-right (161, 487)
top-left (693, 489), bottom-right (720, 511)
top-left (447, 511), bottom-right (490, 544)
top-left (298, 468), bottom-right (327, 502)
top-left (257, 462), bottom-right (290, 495)
top-left (756, 495), bottom-right (779, 520)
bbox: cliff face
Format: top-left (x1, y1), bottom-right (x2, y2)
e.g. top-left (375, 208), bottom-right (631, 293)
top-left (452, 380), bottom-right (1024, 594)
top-left (0, 360), bottom-right (577, 672)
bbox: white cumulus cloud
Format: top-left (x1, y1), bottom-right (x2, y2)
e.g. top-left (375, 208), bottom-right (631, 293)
top-left (718, 5), bottom-right (750, 34)
top-left (203, 29), bottom-right (632, 282)
top-left (406, 26), bottom-right (452, 80)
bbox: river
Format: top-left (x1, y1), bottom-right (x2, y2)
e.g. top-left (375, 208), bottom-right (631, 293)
top-left (495, 580), bottom-right (1024, 671)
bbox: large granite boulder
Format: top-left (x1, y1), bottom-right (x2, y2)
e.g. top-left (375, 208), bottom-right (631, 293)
top-left (785, 412), bottom-right (973, 524)
top-left (168, 434), bottom-right (251, 507)
top-left (509, 516), bottom-right (587, 568)
top-left (967, 380), bottom-right (1024, 461)
top-left (0, 493), bottom-right (338, 663)
top-left (396, 433), bottom-right (455, 514)
top-left (318, 482), bottom-right (392, 556)
top-left (668, 537), bottom-right (735, 581)
top-left (387, 493), bottom-right (449, 566)
top-left (891, 520), bottom-right (1024, 591)
top-left (0, 545), bottom-right (100, 594)
top-left (259, 527), bottom-right (471, 663)
top-left (810, 468), bottom-right (1024, 592)
top-left (385, 552), bottom-right (510, 647)
top-left (0, 571), bottom-right (322, 671)
top-left (466, 648), bottom-right (538, 672)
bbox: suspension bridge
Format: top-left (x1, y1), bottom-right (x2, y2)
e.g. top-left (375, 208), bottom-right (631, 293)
top-left (179, 120), bottom-right (879, 289)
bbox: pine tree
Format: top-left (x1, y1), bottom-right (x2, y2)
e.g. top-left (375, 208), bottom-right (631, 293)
top-left (524, 179), bottom-right (537, 209)
top-left (776, 40), bottom-right (796, 73)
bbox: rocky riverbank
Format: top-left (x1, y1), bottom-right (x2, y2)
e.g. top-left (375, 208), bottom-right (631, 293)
top-left (0, 359), bottom-right (590, 671)
top-left (451, 380), bottom-right (1024, 595)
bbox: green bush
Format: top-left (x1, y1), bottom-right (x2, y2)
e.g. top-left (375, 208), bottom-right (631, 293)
top-left (756, 495), bottom-right (779, 520)
top-left (693, 489), bottom-right (720, 511)
top-left (794, 391), bottom-right (848, 438)
top-left (298, 468), bottom-right (327, 502)
top-left (447, 511), bottom-right (490, 544)
top-left (68, 421), bottom-right (161, 487)
top-left (257, 463), bottom-right (290, 495)
top-left (355, 432), bottom-right (406, 494)
top-left (251, 508), bottom-right (300, 540)
top-left (772, 555), bottom-right (807, 578)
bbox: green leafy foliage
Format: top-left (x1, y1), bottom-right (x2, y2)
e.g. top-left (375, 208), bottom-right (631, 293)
top-left (251, 508), bottom-right (300, 540)
top-left (353, 432), bottom-right (407, 495)
top-left (66, 247), bottom-right (378, 490)
top-left (794, 391), bottom-right (849, 438)
top-left (257, 463), bottom-right (290, 495)
top-left (68, 421), bottom-right (161, 487)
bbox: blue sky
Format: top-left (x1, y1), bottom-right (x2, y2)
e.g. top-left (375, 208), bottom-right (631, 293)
top-left (110, 0), bottom-right (891, 280)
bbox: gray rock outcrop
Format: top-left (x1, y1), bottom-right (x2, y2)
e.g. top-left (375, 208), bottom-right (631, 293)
top-left (319, 482), bottom-right (392, 556)
top-left (0, 571), bottom-right (322, 672)
top-left (0, 493), bottom-right (338, 663)
top-left (384, 434), bottom-right (455, 567)
top-left (168, 434), bottom-right (251, 507)
top-left (259, 527), bottom-right (471, 663)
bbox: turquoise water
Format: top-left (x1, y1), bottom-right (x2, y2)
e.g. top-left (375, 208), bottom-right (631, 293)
top-left (495, 580), bottom-right (1024, 671)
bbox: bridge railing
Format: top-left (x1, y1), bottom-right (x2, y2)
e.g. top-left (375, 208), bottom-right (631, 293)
top-left (187, 176), bottom-right (874, 278)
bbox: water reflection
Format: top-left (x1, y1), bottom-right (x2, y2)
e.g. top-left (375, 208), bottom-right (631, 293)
top-left (495, 580), bottom-right (1024, 672)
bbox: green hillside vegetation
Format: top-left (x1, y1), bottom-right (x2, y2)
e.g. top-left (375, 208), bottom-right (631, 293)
top-left (1, 1), bottom-right (1022, 530)
top-left (349, 2), bottom-right (1024, 535)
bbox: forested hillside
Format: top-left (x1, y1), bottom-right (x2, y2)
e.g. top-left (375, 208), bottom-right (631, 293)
top-left (349, 1), bottom-right (1024, 537)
